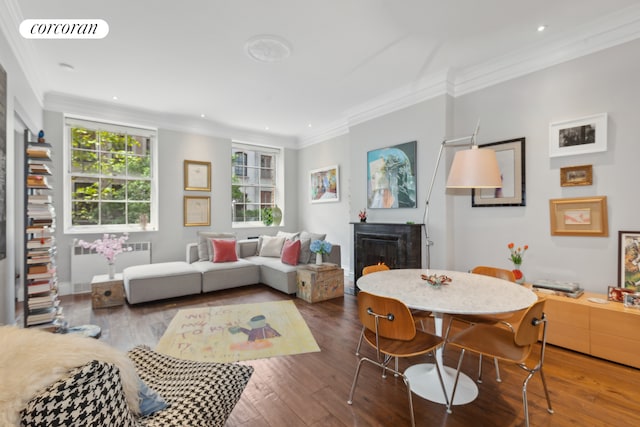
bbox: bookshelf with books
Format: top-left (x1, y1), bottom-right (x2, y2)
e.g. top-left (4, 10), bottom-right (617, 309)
top-left (23, 129), bottom-right (63, 329)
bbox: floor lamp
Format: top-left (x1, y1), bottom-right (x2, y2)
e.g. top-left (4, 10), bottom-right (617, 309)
top-left (423, 123), bottom-right (502, 269)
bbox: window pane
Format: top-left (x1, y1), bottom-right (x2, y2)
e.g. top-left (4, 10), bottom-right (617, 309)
top-left (101, 152), bottom-right (127, 176)
top-left (101, 202), bottom-right (126, 224)
top-left (71, 149), bottom-right (99, 173)
top-left (100, 131), bottom-right (126, 152)
top-left (127, 202), bottom-right (150, 224)
top-left (127, 180), bottom-right (151, 201)
top-left (71, 128), bottom-right (97, 150)
top-left (72, 201), bottom-right (99, 225)
top-left (127, 154), bottom-right (150, 177)
top-left (101, 179), bottom-right (126, 200)
top-left (71, 177), bottom-right (99, 200)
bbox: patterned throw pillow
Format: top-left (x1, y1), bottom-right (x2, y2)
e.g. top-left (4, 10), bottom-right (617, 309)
top-left (128, 346), bottom-right (253, 427)
top-left (20, 361), bottom-right (139, 427)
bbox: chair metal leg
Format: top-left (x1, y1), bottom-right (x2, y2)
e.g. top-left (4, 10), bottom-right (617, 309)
top-left (539, 368), bottom-right (554, 414)
top-left (477, 354), bottom-right (483, 383)
top-left (494, 358), bottom-right (502, 383)
top-left (447, 349), bottom-right (466, 414)
top-left (355, 326), bottom-right (365, 356)
top-left (402, 375), bottom-right (416, 427)
top-left (347, 357), bottom-right (367, 404)
top-left (522, 369), bottom-right (535, 427)
top-left (442, 316), bottom-right (455, 351)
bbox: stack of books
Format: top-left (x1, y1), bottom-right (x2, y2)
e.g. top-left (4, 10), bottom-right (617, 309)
top-left (26, 145), bottom-right (51, 158)
top-left (532, 279), bottom-right (584, 298)
top-left (27, 175), bottom-right (50, 188)
top-left (28, 163), bottom-right (51, 174)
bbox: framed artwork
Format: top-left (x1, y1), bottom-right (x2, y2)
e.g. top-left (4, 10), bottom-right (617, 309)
top-left (184, 160), bottom-right (211, 191)
top-left (560, 164), bottom-right (593, 187)
top-left (367, 140), bottom-right (416, 209)
top-left (309, 165), bottom-right (339, 203)
top-left (607, 286), bottom-right (636, 302)
top-left (623, 293), bottom-right (640, 309)
top-left (618, 230), bottom-right (640, 288)
top-left (472, 137), bottom-right (525, 207)
top-left (549, 196), bottom-right (608, 237)
top-left (549, 113), bottom-right (607, 158)
top-left (184, 196), bottom-right (210, 226)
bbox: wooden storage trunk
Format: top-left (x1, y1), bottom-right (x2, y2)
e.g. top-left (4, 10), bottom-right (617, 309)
top-left (91, 274), bottom-right (125, 309)
top-left (297, 264), bottom-right (344, 303)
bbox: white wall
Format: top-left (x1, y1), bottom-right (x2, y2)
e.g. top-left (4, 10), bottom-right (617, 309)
top-left (297, 134), bottom-right (351, 271)
top-left (449, 38), bottom-right (640, 292)
top-left (0, 24), bottom-right (43, 325)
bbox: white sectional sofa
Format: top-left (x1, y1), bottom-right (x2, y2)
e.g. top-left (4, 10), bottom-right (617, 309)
top-left (123, 231), bottom-right (341, 304)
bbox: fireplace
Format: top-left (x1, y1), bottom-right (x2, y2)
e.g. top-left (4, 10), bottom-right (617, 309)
top-left (352, 222), bottom-right (423, 293)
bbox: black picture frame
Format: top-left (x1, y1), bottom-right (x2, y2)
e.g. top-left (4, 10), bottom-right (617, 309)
top-left (472, 137), bottom-right (525, 207)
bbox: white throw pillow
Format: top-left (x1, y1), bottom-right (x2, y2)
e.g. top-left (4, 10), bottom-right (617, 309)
top-left (258, 236), bottom-right (286, 257)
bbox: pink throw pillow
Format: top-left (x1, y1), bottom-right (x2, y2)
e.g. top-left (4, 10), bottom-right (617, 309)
top-left (281, 239), bottom-right (301, 266)
top-left (211, 239), bottom-right (238, 263)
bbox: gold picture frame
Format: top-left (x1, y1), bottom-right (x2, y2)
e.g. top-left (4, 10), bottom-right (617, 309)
top-left (184, 160), bottom-right (211, 191)
top-left (560, 165), bottom-right (593, 187)
top-left (184, 196), bottom-right (210, 227)
top-left (549, 196), bottom-right (608, 237)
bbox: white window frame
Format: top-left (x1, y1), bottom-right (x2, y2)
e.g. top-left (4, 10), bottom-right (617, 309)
top-left (63, 115), bottom-right (159, 234)
top-left (232, 141), bottom-right (282, 228)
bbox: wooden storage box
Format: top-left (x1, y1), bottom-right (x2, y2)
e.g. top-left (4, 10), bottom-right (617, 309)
top-left (91, 274), bottom-right (125, 309)
top-left (297, 264), bottom-right (344, 303)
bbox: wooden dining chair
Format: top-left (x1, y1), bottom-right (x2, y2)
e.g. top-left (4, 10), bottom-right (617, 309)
top-left (443, 265), bottom-right (524, 383)
top-left (446, 298), bottom-right (553, 427)
top-left (347, 292), bottom-right (448, 427)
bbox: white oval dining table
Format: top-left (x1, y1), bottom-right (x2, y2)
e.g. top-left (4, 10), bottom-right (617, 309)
top-left (356, 268), bottom-right (537, 406)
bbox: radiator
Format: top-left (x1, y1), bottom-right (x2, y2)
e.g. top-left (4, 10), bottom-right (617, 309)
top-left (70, 242), bottom-right (151, 293)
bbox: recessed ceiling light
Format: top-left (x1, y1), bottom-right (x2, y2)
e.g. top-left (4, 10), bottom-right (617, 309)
top-left (112, 96), bottom-right (118, 101)
top-left (307, 123), bottom-right (312, 128)
top-left (59, 62), bottom-right (75, 71)
top-left (265, 126), bottom-right (270, 131)
top-left (537, 25), bottom-right (547, 32)
top-left (200, 113), bottom-right (206, 118)
top-left (245, 35), bottom-right (292, 62)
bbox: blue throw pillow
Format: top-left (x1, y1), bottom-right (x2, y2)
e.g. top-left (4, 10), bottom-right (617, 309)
top-left (138, 379), bottom-right (168, 416)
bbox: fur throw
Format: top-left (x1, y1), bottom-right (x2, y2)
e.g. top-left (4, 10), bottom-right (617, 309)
top-left (0, 326), bottom-right (141, 427)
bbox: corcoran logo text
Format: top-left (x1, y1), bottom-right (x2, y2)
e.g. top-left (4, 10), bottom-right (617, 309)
top-left (20, 19), bottom-right (109, 39)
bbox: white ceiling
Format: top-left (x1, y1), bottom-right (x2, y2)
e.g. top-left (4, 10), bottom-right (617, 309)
top-left (5, 0), bottom-right (640, 144)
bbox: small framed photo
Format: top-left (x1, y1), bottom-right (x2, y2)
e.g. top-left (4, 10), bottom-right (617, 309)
top-left (310, 165), bottom-right (340, 203)
top-left (184, 160), bottom-right (211, 191)
top-left (549, 113), bottom-right (607, 158)
top-left (618, 230), bottom-right (640, 288)
top-left (184, 196), bottom-right (210, 227)
top-left (560, 165), bottom-right (593, 187)
top-left (623, 293), bottom-right (640, 309)
top-left (472, 137), bottom-right (525, 207)
top-left (608, 286), bottom-right (636, 302)
top-left (549, 196), bottom-right (608, 237)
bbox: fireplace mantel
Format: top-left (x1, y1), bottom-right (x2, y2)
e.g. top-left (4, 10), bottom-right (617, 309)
top-left (352, 222), bottom-right (423, 293)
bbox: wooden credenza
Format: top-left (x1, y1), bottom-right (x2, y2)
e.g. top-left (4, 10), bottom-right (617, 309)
top-left (539, 290), bottom-right (640, 369)
top-left (352, 222), bottom-right (422, 293)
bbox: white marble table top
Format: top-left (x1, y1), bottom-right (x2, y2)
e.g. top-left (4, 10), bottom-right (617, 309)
top-left (356, 269), bottom-right (537, 315)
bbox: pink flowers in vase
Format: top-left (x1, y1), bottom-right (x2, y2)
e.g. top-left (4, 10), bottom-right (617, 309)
top-left (78, 233), bottom-right (132, 263)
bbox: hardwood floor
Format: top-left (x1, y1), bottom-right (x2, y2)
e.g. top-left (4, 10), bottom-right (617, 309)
top-left (55, 285), bottom-right (640, 427)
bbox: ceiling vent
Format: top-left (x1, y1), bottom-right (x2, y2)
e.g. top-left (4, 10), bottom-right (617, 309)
top-left (244, 35), bottom-right (292, 62)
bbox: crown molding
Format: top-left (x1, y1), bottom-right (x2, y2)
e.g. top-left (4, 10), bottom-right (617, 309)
top-left (304, 3), bottom-right (640, 146)
top-left (45, 92), bottom-right (297, 149)
top-left (297, 119), bottom-right (350, 148)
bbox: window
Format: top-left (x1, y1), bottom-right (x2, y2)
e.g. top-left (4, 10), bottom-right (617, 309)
top-left (232, 143), bottom-right (279, 225)
top-left (64, 117), bottom-right (157, 233)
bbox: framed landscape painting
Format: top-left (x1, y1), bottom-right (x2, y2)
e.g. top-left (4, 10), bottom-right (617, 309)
top-left (367, 141), bottom-right (417, 209)
top-left (309, 165), bottom-right (339, 203)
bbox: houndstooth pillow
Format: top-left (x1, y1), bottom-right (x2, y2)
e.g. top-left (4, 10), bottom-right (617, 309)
top-left (128, 345), bottom-right (253, 427)
top-left (20, 360), bottom-right (140, 427)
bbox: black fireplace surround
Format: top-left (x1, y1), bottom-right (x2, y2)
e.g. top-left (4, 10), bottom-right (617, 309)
top-left (352, 222), bottom-right (423, 293)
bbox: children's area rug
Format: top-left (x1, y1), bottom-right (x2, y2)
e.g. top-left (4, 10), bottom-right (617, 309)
top-left (155, 300), bottom-right (320, 363)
